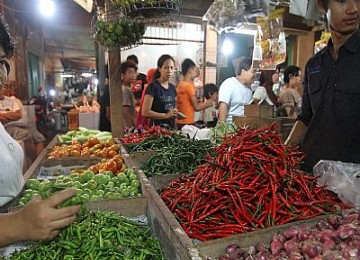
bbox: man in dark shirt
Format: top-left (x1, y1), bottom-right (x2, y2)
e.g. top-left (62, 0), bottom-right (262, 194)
top-left (126, 55), bottom-right (147, 103)
top-left (286, 0), bottom-right (360, 172)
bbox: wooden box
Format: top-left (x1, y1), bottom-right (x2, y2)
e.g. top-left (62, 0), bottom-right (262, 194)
top-left (136, 169), bottom-right (328, 259)
top-left (67, 109), bottom-right (79, 131)
top-left (244, 104), bottom-right (274, 118)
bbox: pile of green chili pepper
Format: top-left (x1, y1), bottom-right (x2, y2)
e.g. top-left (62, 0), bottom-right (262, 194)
top-left (9, 211), bottom-right (165, 260)
top-left (141, 136), bottom-right (214, 177)
top-left (161, 125), bottom-right (348, 242)
top-left (125, 134), bottom-right (181, 153)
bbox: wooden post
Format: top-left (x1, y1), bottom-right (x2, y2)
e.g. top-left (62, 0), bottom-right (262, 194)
top-left (108, 51), bottom-right (124, 138)
top-left (104, 0), bottom-right (124, 138)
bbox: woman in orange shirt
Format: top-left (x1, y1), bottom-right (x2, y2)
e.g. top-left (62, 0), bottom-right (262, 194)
top-left (176, 59), bottom-right (215, 130)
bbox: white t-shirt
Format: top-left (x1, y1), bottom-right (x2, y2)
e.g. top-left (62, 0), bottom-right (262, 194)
top-left (218, 77), bottom-right (252, 122)
top-left (0, 122), bottom-right (24, 206)
top-left (252, 86), bottom-right (274, 105)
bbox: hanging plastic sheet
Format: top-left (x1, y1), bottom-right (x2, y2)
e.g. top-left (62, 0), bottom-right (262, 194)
top-left (289, 0), bottom-right (308, 18)
top-left (306, 0), bottom-right (322, 22)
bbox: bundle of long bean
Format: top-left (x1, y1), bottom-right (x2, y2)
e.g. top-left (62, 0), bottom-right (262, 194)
top-left (161, 125), bottom-right (348, 241)
top-left (141, 136), bottom-right (214, 177)
top-left (9, 211), bottom-right (164, 260)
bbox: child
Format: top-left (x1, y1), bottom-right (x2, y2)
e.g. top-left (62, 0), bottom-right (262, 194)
top-left (203, 83), bottom-right (218, 128)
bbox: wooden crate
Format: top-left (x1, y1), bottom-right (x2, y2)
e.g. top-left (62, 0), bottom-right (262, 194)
top-left (120, 145), bottom-right (159, 168)
top-left (67, 109), bottom-right (79, 131)
top-left (244, 104), bottom-right (274, 117)
top-left (136, 169), bottom-right (329, 260)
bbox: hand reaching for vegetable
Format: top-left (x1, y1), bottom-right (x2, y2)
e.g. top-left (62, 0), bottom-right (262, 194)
top-left (166, 108), bottom-right (178, 119)
top-left (0, 189), bottom-right (80, 247)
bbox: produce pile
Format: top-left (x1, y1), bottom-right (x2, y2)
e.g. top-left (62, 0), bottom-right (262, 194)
top-left (8, 211), bottom-right (164, 259)
top-left (120, 125), bottom-right (173, 144)
top-left (95, 17), bottom-right (146, 48)
top-left (58, 127), bottom-right (112, 143)
top-left (47, 137), bottom-right (119, 159)
top-left (161, 126), bottom-right (347, 241)
top-left (141, 135), bottom-right (214, 177)
top-left (18, 168), bottom-right (141, 205)
top-left (218, 209), bottom-right (360, 259)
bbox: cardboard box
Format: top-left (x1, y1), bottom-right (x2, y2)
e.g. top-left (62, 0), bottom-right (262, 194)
top-left (244, 104), bottom-right (274, 118)
top-left (79, 112), bottom-right (100, 130)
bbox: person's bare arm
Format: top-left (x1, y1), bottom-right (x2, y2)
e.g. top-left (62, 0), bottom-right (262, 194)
top-left (0, 189), bottom-right (80, 247)
top-left (0, 110), bottom-right (21, 124)
top-left (285, 120), bottom-right (308, 146)
top-left (190, 96), bottom-right (213, 112)
top-left (123, 106), bottom-right (135, 129)
top-left (142, 94), bottom-right (177, 119)
top-left (217, 102), bottom-right (229, 123)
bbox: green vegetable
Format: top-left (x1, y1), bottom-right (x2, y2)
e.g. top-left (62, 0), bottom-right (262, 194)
top-left (9, 211), bottom-right (165, 259)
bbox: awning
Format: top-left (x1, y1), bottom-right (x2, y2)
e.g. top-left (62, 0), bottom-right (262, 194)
top-left (73, 0), bottom-right (93, 13)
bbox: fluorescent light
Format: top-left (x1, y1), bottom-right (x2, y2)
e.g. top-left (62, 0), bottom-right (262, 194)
top-left (81, 72), bottom-right (93, 78)
top-left (222, 38), bottom-right (234, 56)
top-left (39, 0), bottom-right (55, 17)
top-left (49, 89), bottom-right (56, 96)
top-left (60, 74), bottom-right (74, 78)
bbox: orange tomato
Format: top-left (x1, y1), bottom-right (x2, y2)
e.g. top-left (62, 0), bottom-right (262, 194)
top-left (106, 160), bottom-right (118, 173)
top-left (107, 149), bottom-right (118, 158)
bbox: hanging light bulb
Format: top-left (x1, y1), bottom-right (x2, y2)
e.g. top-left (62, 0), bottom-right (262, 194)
top-left (39, 0), bottom-right (55, 17)
top-left (222, 37), bottom-right (234, 56)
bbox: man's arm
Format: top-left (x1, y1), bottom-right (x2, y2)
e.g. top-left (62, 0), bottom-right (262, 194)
top-left (190, 95), bottom-right (213, 111)
top-left (218, 102), bottom-right (229, 123)
top-left (123, 106), bottom-right (135, 129)
top-left (0, 110), bottom-right (22, 124)
top-left (0, 189), bottom-right (80, 247)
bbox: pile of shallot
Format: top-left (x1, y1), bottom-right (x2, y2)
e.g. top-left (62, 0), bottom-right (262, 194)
top-left (217, 208), bottom-right (360, 260)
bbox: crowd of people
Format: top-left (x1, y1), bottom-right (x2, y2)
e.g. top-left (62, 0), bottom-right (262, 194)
top-left (99, 53), bottom-right (307, 132)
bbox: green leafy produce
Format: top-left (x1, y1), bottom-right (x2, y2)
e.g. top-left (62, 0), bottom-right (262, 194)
top-left (9, 211), bottom-right (165, 259)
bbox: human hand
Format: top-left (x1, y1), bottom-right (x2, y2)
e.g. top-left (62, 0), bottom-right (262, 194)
top-left (166, 108), bottom-right (178, 119)
top-left (13, 188), bottom-right (80, 241)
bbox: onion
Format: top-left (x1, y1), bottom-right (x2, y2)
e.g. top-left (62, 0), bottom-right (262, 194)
top-left (297, 230), bottom-right (311, 241)
top-left (320, 230), bottom-right (334, 243)
top-left (283, 226), bottom-right (299, 239)
top-left (301, 240), bottom-right (322, 258)
top-left (339, 223), bottom-right (358, 239)
top-left (284, 238), bottom-right (299, 255)
top-left (257, 251), bottom-right (270, 260)
top-left (270, 234), bottom-right (284, 255)
top-left (326, 215), bottom-right (342, 229)
top-left (342, 246), bottom-right (360, 258)
top-left (316, 220), bottom-right (334, 231)
top-left (323, 250), bottom-right (343, 260)
top-left (226, 244), bottom-right (241, 256)
top-left (322, 238), bottom-right (336, 252)
top-left (344, 213), bottom-right (359, 223)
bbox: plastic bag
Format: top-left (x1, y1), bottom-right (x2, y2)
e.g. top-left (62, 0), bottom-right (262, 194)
top-left (181, 125), bottom-right (213, 140)
top-left (313, 160), bottom-right (360, 207)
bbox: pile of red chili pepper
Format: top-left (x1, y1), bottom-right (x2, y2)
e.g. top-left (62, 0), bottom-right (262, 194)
top-left (120, 125), bottom-right (173, 144)
top-left (160, 125), bottom-right (348, 242)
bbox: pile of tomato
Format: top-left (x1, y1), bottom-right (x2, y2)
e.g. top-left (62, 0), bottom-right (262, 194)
top-left (47, 137), bottom-right (120, 159)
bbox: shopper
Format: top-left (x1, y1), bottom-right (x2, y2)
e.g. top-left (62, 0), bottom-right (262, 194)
top-left (136, 67), bottom-right (157, 128)
top-left (278, 65), bottom-right (302, 118)
top-left (253, 69), bottom-right (280, 106)
top-left (126, 54), bottom-right (147, 104)
top-left (286, 0), bottom-right (360, 172)
top-left (202, 83), bottom-right (219, 128)
top-left (176, 59), bottom-right (214, 129)
top-left (218, 58), bottom-right (255, 123)
top-left (0, 14), bottom-right (79, 246)
top-left (120, 61), bottom-right (137, 130)
top-left (142, 54), bottom-right (178, 129)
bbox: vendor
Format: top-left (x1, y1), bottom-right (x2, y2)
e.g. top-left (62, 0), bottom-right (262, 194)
top-left (0, 14), bottom-right (79, 246)
top-left (285, 0), bottom-right (360, 172)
